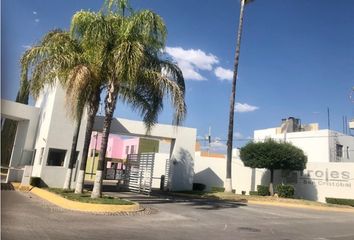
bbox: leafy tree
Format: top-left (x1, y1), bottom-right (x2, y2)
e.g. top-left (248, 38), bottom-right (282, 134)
top-left (240, 139), bottom-right (307, 195)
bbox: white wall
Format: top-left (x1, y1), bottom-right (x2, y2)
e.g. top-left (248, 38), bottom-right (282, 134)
top-left (1, 99), bottom-right (40, 182)
top-left (194, 152), bottom-right (268, 194)
top-left (254, 128), bottom-right (354, 163)
top-left (93, 117), bottom-right (197, 191)
top-left (281, 162), bottom-right (354, 202)
top-left (151, 153), bottom-right (170, 189)
top-left (31, 83), bottom-right (88, 187)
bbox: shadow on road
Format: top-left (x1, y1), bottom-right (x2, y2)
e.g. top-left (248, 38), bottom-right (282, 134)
top-left (104, 190), bottom-right (247, 211)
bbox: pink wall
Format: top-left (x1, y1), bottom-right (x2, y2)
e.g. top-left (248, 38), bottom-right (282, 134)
top-left (89, 131), bottom-right (139, 159)
top-left (122, 138), bottom-right (140, 159)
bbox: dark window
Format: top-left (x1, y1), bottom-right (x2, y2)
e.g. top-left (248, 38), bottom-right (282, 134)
top-left (47, 148), bottom-right (66, 166)
top-left (125, 146), bottom-right (129, 154)
top-left (336, 144), bottom-right (343, 158)
top-left (130, 145), bottom-right (135, 154)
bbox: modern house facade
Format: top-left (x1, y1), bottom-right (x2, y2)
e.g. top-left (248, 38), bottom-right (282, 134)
top-left (2, 83), bottom-right (196, 191)
top-left (194, 117), bottom-right (354, 202)
top-left (2, 83), bottom-right (353, 202)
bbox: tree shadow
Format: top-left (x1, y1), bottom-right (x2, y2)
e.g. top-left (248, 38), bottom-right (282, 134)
top-left (102, 190), bottom-right (247, 210)
top-left (170, 148), bottom-right (194, 191)
top-left (194, 167), bottom-right (224, 191)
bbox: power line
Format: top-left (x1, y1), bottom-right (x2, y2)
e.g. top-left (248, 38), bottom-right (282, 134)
top-left (197, 133), bottom-right (354, 142)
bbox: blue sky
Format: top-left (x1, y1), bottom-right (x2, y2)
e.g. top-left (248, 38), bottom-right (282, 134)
top-left (2, 0), bottom-right (354, 152)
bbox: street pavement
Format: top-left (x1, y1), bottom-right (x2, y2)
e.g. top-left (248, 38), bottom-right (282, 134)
top-left (1, 190), bottom-right (354, 240)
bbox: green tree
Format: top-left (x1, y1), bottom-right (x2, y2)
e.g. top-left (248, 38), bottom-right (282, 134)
top-left (225, 0), bottom-right (253, 192)
top-left (240, 139), bottom-right (307, 195)
top-left (89, 0), bottom-right (186, 198)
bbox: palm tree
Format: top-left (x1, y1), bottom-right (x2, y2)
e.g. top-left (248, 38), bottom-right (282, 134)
top-left (90, 0), bottom-right (186, 198)
top-left (20, 29), bottom-right (105, 191)
top-left (225, 0), bottom-right (253, 192)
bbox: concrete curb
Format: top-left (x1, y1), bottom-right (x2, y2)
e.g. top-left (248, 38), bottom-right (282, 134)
top-left (247, 200), bottom-right (354, 213)
top-left (169, 191), bottom-right (354, 213)
top-left (15, 184), bottom-right (141, 213)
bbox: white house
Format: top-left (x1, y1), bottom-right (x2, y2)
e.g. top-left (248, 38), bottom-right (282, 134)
top-left (2, 85), bottom-right (353, 202)
top-left (2, 83), bottom-right (196, 191)
top-left (193, 117), bottom-right (354, 202)
top-left (254, 117), bottom-right (354, 163)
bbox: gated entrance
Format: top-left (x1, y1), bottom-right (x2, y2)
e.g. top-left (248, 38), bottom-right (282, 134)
top-left (126, 153), bottom-right (155, 194)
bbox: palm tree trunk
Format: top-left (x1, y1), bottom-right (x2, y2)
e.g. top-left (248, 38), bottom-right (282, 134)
top-left (63, 113), bottom-right (82, 190)
top-left (75, 93), bottom-right (100, 194)
top-left (269, 169), bottom-right (274, 196)
top-left (225, 0), bottom-right (247, 192)
top-left (91, 85), bottom-right (118, 198)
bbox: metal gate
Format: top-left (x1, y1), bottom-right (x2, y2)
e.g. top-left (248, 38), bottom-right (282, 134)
top-left (126, 153), bottom-right (155, 195)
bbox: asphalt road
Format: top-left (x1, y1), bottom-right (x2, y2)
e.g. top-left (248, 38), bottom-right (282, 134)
top-left (1, 190), bottom-right (354, 240)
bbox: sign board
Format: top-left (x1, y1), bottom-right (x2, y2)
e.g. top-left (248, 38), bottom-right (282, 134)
top-left (285, 162), bottom-right (354, 202)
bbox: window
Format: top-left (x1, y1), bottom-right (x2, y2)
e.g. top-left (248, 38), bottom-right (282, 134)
top-left (125, 146), bottom-right (129, 155)
top-left (47, 148), bottom-right (66, 166)
top-left (336, 144), bottom-right (343, 158)
top-left (130, 145), bottom-right (135, 154)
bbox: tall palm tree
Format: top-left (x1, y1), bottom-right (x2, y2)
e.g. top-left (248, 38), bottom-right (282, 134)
top-left (20, 29), bottom-right (105, 191)
top-left (225, 0), bottom-right (253, 192)
top-left (90, 0), bottom-right (186, 198)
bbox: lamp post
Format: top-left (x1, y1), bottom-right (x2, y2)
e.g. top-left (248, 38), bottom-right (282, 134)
top-left (225, 0), bottom-right (254, 193)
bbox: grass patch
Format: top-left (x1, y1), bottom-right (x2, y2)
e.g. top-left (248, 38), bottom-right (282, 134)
top-left (46, 188), bottom-right (134, 205)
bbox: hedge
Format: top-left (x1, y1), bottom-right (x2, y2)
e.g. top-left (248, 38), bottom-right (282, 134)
top-left (276, 185), bottom-right (295, 198)
top-left (257, 185), bottom-right (270, 196)
top-left (249, 191), bottom-right (258, 196)
top-left (325, 198), bottom-right (354, 207)
top-left (30, 177), bottom-right (41, 187)
top-left (211, 186), bottom-right (225, 192)
top-left (192, 183), bottom-right (206, 191)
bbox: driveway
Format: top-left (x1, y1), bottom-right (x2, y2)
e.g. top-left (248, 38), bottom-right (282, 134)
top-left (1, 190), bottom-right (354, 240)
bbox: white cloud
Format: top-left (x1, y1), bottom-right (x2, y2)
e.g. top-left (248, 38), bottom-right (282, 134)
top-left (214, 67), bottom-right (233, 81)
top-left (235, 102), bottom-right (259, 113)
top-left (165, 46), bottom-right (219, 81)
top-left (33, 11), bottom-right (37, 15)
top-left (210, 139), bottom-right (227, 153)
top-left (234, 132), bottom-right (243, 139)
top-left (22, 45), bottom-right (32, 50)
top-left (35, 18), bottom-right (40, 23)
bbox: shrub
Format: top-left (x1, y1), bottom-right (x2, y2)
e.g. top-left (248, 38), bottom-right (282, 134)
top-left (276, 184), bottom-right (295, 198)
top-left (211, 186), bottom-right (225, 192)
top-left (326, 198), bottom-right (354, 207)
top-left (257, 185), bottom-right (270, 196)
top-left (192, 183), bottom-right (206, 191)
top-left (249, 191), bottom-right (258, 196)
top-left (30, 177), bottom-right (41, 187)
top-left (241, 191), bottom-right (246, 195)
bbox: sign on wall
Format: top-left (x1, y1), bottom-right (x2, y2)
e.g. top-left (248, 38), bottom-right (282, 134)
top-left (284, 163), bottom-right (354, 202)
